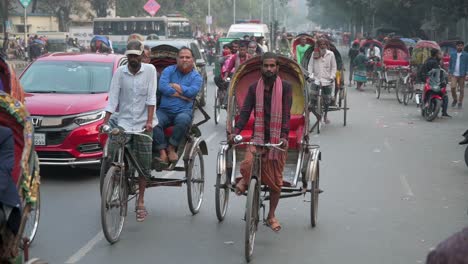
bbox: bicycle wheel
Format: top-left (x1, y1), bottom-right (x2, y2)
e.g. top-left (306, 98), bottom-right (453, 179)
top-left (396, 80), bottom-right (404, 104)
top-left (214, 89), bottom-right (220, 125)
top-left (343, 86), bottom-right (347, 127)
top-left (245, 177), bottom-right (259, 263)
top-left (376, 79), bottom-right (382, 99)
top-left (187, 148), bottom-right (205, 215)
top-left (215, 167), bottom-right (231, 221)
top-left (22, 187), bottom-right (40, 246)
top-left (101, 166), bottom-right (127, 244)
top-left (310, 163), bottom-right (320, 228)
top-left (316, 96), bottom-right (322, 134)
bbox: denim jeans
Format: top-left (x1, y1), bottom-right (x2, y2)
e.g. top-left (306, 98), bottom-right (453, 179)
top-left (153, 110), bottom-right (192, 151)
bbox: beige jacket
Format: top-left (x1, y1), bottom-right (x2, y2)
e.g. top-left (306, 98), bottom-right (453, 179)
top-left (307, 49), bottom-right (337, 86)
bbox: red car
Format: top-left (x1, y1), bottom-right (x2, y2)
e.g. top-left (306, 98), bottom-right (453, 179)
top-left (20, 53), bottom-right (127, 166)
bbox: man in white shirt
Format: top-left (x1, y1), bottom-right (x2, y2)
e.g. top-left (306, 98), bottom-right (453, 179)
top-left (103, 40), bottom-right (158, 222)
top-left (449, 40), bottom-right (468, 109)
top-left (366, 43), bottom-right (381, 59)
top-left (307, 38), bottom-right (337, 124)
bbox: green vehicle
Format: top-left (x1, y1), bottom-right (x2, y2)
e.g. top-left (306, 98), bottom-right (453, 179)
top-left (213, 37), bottom-right (237, 78)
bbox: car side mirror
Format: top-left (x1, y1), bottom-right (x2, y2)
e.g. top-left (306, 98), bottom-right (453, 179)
top-left (196, 59), bottom-right (206, 67)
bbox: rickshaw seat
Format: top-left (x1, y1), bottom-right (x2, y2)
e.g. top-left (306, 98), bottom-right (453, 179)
top-left (384, 60), bottom-right (410, 67)
top-left (237, 114), bottom-right (305, 149)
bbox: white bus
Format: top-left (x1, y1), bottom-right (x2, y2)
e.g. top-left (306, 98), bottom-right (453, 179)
top-left (93, 16), bottom-right (168, 53)
top-left (166, 15), bottom-right (193, 39)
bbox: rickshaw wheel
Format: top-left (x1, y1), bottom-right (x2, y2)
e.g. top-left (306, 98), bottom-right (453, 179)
top-left (396, 80), bottom-right (403, 104)
top-left (101, 166), bottom-right (127, 244)
top-left (464, 146), bottom-right (468, 167)
top-left (245, 177), bottom-right (259, 263)
top-left (376, 80), bottom-right (382, 99)
top-left (187, 148), bottom-right (205, 215)
top-left (215, 168), bottom-right (230, 221)
top-left (214, 89), bottom-right (221, 125)
top-left (343, 87), bottom-right (348, 127)
top-left (310, 163), bottom-right (320, 228)
top-left (21, 188), bottom-right (40, 248)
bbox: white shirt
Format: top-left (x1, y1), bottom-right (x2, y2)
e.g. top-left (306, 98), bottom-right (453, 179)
top-left (366, 46), bottom-right (381, 58)
top-left (307, 49), bottom-right (337, 86)
top-left (454, 52), bottom-right (462, 76)
top-left (105, 63), bottom-right (158, 132)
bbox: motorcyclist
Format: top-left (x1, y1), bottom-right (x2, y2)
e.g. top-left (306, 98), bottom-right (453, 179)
top-left (419, 48), bottom-right (450, 117)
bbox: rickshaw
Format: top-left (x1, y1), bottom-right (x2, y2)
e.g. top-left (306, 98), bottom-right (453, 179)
top-left (99, 44), bottom-right (210, 244)
top-left (214, 56), bottom-right (322, 262)
top-left (411, 40), bottom-right (441, 103)
top-left (291, 33), bottom-right (315, 62)
top-left (360, 39), bottom-right (383, 84)
top-left (400, 38), bottom-right (417, 56)
top-left (377, 38), bottom-right (412, 104)
top-left (0, 91), bottom-right (41, 263)
top-left (301, 42), bottom-right (348, 133)
top-left (439, 40), bottom-right (457, 71)
top-left (90, 35), bottom-right (112, 53)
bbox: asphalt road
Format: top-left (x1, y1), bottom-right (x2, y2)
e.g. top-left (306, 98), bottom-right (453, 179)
top-left (29, 61), bottom-right (468, 264)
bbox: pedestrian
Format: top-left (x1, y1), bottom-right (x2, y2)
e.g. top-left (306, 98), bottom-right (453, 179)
top-left (348, 41), bottom-right (360, 84)
top-left (353, 47), bottom-right (368, 91)
top-left (448, 40), bottom-right (468, 109)
top-left (229, 52), bottom-right (292, 232)
top-left (102, 40), bottom-right (158, 222)
top-left (307, 38), bottom-right (337, 124)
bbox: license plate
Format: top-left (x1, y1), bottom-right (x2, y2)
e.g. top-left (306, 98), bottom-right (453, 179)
top-left (34, 133), bottom-right (46, 146)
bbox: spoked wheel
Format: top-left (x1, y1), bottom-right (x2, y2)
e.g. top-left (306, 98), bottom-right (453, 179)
top-left (376, 79), bottom-right (382, 99)
top-left (464, 146), bottom-right (468, 167)
top-left (214, 89), bottom-right (221, 125)
top-left (343, 87), bottom-right (347, 126)
top-left (21, 188), bottom-right (40, 247)
top-left (215, 168), bottom-right (231, 221)
top-left (187, 148), bottom-right (205, 215)
top-left (396, 80), bottom-right (404, 104)
top-left (316, 97), bottom-right (322, 134)
top-left (310, 163), bottom-right (320, 228)
top-left (101, 166), bottom-right (127, 244)
top-left (245, 178), bottom-right (260, 263)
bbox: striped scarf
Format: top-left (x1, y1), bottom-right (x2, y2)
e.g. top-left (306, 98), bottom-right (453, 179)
top-left (253, 76), bottom-right (283, 160)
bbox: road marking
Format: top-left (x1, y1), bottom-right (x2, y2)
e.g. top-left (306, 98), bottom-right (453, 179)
top-left (399, 174), bottom-right (414, 197)
top-left (65, 231), bottom-right (104, 263)
top-left (67, 131), bottom-right (220, 262)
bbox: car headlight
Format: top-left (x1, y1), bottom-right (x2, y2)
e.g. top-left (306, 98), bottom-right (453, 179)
top-left (74, 111), bottom-right (105, 126)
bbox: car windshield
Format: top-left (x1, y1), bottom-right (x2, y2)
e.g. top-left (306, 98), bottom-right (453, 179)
top-left (20, 61), bottom-right (113, 94)
top-left (227, 32), bottom-right (263, 38)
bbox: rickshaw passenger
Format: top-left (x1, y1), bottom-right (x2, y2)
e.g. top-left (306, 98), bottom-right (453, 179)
top-left (103, 40), bottom-right (158, 222)
top-left (230, 52), bottom-right (292, 232)
top-left (153, 48), bottom-right (202, 164)
top-left (223, 42), bottom-right (253, 79)
top-left (0, 125), bottom-right (21, 236)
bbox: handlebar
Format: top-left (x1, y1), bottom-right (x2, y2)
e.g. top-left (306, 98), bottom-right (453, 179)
top-left (231, 135), bottom-right (285, 151)
top-left (100, 124), bottom-right (153, 141)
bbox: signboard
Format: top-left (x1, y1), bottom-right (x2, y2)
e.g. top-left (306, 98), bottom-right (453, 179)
top-left (206, 16), bottom-right (212, 25)
top-left (69, 26), bottom-right (94, 48)
top-left (144, 0), bottom-right (161, 17)
top-left (19, 0), bottom-right (32, 8)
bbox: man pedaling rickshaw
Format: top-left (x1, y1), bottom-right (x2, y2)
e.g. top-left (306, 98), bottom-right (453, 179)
top-left (228, 52), bottom-right (292, 232)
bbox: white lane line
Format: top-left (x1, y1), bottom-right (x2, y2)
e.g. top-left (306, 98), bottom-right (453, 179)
top-left (66, 131), bottom-right (221, 262)
top-left (65, 231), bottom-right (104, 263)
top-left (399, 174), bottom-right (414, 197)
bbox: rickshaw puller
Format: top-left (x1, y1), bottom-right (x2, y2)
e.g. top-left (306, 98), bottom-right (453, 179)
top-left (229, 52), bottom-right (292, 232)
top-left (103, 40), bottom-right (158, 222)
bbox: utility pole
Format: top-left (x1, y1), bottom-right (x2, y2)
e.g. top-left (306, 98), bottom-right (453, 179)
top-left (233, 0), bottom-right (236, 24)
top-left (208, 0), bottom-right (211, 33)
top-left (261, 0), bottom-right (264, 23)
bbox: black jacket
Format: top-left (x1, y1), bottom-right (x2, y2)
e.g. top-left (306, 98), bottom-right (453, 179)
top-left (419, 57), bottom-right (441, 83)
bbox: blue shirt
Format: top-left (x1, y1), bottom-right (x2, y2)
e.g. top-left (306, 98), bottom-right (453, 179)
top-left (158, 65), bottom-right (203, 114)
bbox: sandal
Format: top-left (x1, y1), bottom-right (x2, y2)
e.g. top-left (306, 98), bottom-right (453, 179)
top-left (266, 217), bottom-right (282, 232)
top-left (235, 179), bottom-right (247, 196)
top-left (136, 206), bottom-right (148, 222)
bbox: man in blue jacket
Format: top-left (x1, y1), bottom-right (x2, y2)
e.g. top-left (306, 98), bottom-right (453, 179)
top-left (153, 47), bottom-right (203, 163)
top-left (0, 125), bottom-right (21, 236)
top-left (449, 40), bottom-right (468, 109)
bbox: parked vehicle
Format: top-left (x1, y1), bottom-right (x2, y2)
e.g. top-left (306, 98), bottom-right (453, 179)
top-left (20, 53), bottom-right (127, 167)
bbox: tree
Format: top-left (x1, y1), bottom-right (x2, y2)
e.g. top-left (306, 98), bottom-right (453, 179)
top-left (90, 0), bottom-right (116, 17)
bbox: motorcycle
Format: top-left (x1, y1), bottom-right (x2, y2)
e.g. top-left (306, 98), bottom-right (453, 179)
top-left (415, 68), bottom-right (447, 122)
top-left (460, 129), bottom-right (468, 167)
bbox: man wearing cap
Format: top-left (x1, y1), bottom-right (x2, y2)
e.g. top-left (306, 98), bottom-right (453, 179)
top-left (449, 40), bottom-right (468, 109)
top-left (103, 40), bottom-right (158, 222)
top-left (153, 47), bottom-right (202, 164)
